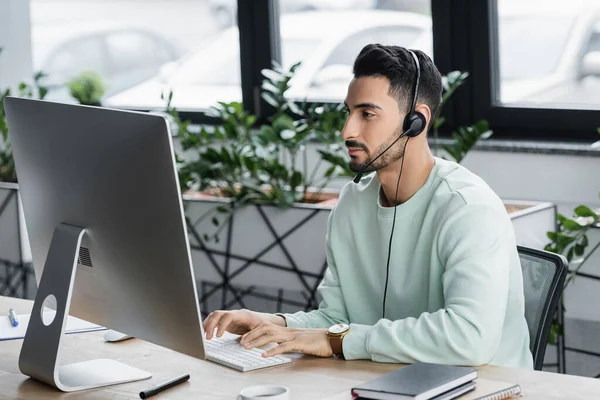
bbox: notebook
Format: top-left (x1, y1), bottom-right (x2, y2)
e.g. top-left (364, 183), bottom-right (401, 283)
top-left (462, 379), bottom-right (521, 400)
top-left (431, 381), bottom-right (477, 400)
top-left (351, 362), bottom-right (478, 400)
top-left (0, 310), bottom-right (105, 341)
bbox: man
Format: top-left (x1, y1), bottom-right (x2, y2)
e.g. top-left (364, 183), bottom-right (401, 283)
top-left (203, 44), bottom-right (533, 369)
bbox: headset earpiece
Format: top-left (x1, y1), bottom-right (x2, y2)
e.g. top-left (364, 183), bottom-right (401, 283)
top-left (404, 111), bottom-right (426, 137)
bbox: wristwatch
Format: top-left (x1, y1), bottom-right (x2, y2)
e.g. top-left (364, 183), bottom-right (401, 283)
top-left (327, 323), bottom-right (350, 359)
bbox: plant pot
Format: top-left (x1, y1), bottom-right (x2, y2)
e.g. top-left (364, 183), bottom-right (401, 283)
top-left (2, 180), bottom-right (555, 309)
top-left (0, 182), bottom-right (34, 299)
top-left (505, 200), bottom-right (556, 249)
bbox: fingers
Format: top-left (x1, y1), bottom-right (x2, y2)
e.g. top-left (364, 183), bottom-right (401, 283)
top-left (216, 314), bottom-right (234, 338)
top-left (244, 331), bottom-right (294, 350)
top-left (240, 323), bottom-right (273, 346)
top-left (263, 341), bottom-right (295, 358)
top-left (203, 311), bottom-right (225, 340)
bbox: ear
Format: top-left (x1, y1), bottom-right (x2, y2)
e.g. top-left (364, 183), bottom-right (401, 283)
top-left (414, 104), bottom-right (432, 134)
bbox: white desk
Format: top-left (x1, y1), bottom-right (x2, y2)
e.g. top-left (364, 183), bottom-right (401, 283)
top-left (2, 296), bottom-right (600, 399)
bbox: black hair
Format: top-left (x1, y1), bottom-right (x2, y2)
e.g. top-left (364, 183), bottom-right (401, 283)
top-left (352, 44), bottom-right (442, 133)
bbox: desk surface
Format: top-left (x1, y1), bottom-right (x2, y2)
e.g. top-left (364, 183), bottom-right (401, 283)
top-left (2, 296), bottom-right (600, 399)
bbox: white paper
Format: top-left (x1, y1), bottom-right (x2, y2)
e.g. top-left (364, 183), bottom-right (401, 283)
top-left (0, 311), bottom-right (106, 341)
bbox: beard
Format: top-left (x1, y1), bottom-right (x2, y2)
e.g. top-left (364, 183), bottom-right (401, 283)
top-left (347, 123), bottom-right (407, 173)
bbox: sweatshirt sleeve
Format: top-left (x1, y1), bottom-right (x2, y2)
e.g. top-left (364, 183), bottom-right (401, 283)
top-left (342, 203), bottom-right (514, 366)
top-left (278, 209), bottom-right (350, 329)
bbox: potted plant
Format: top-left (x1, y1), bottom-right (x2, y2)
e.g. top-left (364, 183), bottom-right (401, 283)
top-left (170, 62), bottom-right (349, 314)
top-left (66, 71), bottom-right (107, 106)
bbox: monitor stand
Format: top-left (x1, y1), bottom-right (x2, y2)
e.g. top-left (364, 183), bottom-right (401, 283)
top-left (18, 223), bottom-right (152, 392)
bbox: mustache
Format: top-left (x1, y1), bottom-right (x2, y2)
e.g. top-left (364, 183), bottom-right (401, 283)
top-left (345, 140), bottom-right (368, 151)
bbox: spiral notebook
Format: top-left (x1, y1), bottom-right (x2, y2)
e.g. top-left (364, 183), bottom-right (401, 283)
top-left (463, 379), bottom-right (522, 400)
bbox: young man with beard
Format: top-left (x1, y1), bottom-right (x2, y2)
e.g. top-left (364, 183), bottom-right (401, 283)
top-left (202, 44), bottom-right (533, 369)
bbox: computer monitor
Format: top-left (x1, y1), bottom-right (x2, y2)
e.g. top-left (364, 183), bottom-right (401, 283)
top-left (4, 97), bottom-right (205, 391)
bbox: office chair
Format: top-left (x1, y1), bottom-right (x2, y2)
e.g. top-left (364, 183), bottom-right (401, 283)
top-left (518, 245), bottom-right (568, 371)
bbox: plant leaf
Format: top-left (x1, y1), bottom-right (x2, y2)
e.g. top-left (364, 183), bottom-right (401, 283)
top-left (562, 218), bottom-right (584, 230)
top-left (567, 247), bottom-right (574, 262)
top-left (290, 171), bottom-right (302, 188)
top-left (574, 205), bottom-right (597, 218)
top-left (261, 92), bottom-right (280, 108)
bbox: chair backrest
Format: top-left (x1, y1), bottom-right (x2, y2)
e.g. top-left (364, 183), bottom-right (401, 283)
top-left (518, 246), bottom-right (568, 371)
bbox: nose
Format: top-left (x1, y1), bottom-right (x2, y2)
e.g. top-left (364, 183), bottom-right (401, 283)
top-left (341, 114), bottom-right (358, 142)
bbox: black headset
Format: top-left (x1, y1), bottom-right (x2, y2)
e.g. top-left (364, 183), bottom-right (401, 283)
top-left (402, 50), bottom-right (426, 138)
top-left (351, 49), bottom-right (425, 319)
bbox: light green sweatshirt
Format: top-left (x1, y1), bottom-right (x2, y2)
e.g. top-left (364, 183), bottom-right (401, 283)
top-left (282, 157), bottom-right (533, 369)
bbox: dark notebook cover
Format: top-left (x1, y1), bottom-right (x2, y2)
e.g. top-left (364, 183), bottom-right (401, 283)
top-left (351, 362), bottom-right (477, 400)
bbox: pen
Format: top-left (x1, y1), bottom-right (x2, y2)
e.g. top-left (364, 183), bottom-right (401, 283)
top-left (139, 373), bottom-right (190, 399)
top-left (8, 309), bottom-right (18, 327)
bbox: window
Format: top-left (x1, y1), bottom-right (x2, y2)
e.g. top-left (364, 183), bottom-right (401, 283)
top-left (20, 0), bottom-right (600, 140)
top-left (278, 0), bottom-right (433, 102)
top-left (29, 0), bottom-right (240, 111)
top-left (181, 35), bottom-right (318, 87)
top-left (495, 0), bottom-right (600, 110)
top-left (465, 0), bottom-right (600, 141)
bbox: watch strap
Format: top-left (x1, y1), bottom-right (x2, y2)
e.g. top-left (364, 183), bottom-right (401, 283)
top-left (329, 332), bottom-right (347, 359)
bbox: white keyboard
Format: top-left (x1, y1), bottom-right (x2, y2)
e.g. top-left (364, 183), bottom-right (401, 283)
top-left (204, 332), bottom-right (292, 372)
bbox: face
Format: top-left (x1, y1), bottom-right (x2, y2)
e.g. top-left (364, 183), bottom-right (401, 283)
top-left (342, 76), bottom-right (406, 173)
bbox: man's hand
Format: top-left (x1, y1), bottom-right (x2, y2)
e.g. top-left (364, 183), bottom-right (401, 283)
top-left (202, 309), bottom-right (286, 340)
top-left (240, 323), bottom-right (333, 358)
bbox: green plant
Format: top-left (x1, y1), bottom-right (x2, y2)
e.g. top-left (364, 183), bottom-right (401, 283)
top-left (174, 62), bottom-right (350, 241)
top-left (0, 47), bottom-right (49, 182)
top-left (177, 61), bottom-right (349, 206)
top-left (545, 204), bottom-right (600, 265)
top-left (66, 71), bottom-right (107, 106)
top-left (433, 71), bottom-right (493, 164)
top-left (544, 201), bottom-right (599, 344)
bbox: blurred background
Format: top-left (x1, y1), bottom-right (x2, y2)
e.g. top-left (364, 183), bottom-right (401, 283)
top-left (20, 0), bottom-right (600, 112)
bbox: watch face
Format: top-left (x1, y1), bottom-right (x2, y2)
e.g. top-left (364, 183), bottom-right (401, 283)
top-left (328, 323), bottom-right (350, 335)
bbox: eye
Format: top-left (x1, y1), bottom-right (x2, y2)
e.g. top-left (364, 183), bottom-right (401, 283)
top-left (362, 111), bottom-right (375, 118)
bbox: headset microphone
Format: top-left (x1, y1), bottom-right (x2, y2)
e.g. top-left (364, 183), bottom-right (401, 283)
top-left (352, 126), bottom-right (415, 184)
